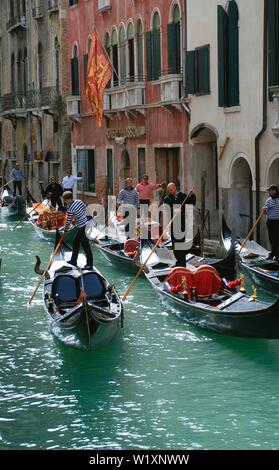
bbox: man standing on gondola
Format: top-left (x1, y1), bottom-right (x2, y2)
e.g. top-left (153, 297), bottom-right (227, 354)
top-left (263, 184), bottom-right (279, 261)
top-left (164, 183), bottom-right (196, 267)
top-left (62, 191), bottom-right (93, 270)
top-left (10, 162), bottom-right (24, 197)
top-left (45, 176), bottom-right (64, 211)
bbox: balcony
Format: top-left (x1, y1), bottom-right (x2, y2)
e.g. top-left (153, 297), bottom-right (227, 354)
top-left (160, 74), bottom-right (183, 106)
top-left (0, 88), bottom-right (57, 114)
top-left (66, 95), bottom-right (81, 122)
top-left (32, 6), bottom-right (43, 19)
top-left (48, 0), bottom-right (59, 14)
top-left (6, 15), bottom-right (26, 33)
top-left (98, 0), bottom-right (111, 13)
top-left (104, 82), bottom-right (145, 115)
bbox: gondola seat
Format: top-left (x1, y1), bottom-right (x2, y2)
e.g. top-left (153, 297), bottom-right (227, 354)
top-left (124, 239), bottom-right (140, 258)
top-left (52, 275), bottom-right (80, 306)
top-left (82, 272), bottom-right (107, 300)
top-left (165, 265), bottom-right (222, 298)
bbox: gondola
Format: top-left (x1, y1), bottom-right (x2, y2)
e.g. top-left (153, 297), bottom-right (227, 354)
top-left (238, 240), bottom-right (279, 292)
top-left (27, 203), bottom-right (77, 243)
top-left (34, 234), bottom-right (123, 350)
top-left (141, 240), bottom-right (279, 339)
top-left (1, 186), bottom-right (26, 220)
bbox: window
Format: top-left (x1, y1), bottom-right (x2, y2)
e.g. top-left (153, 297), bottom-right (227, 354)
top-left (17, 49), bottom-right (22, 94)
top-left (146, 11), bottom-right (161, 81)
top-left (71, 44), bottom-right (80, 95)
top-left (168, 4), bottom-right (181, 74)
top-left (11, 54), bottom-right (15, 93)
top-left (119, 26), bottom-right (126, 85)
top-left (111, 29), bottom-right (119, 86)
top-left (54, 37), bottom-right (60, 92)
top-left (185, 45), bottom-right (210, 95)
top-left (69, 0), bottom-right (78, 6)
top-left (83, 37), bottom-right (91, 88)
top-left (138, 148), bottom-right (146, 181)
top-left (106, 148), bottom-right (114, 195)
top-left (127, 23), bottom-right (135, 82)
top-left (104, 33), bottom-right (111, 88)
top-left (268, 0), bottom-right (279, 92)
top-left (217, 0), bottom-right (239, 107)
top-left (23, 47), bottom-right (27, 95)
top-left (38, 42), bottom-right (43, 91)
top-left (76, 149), bottom-right (95, 193)
top-left (136, 19), bottom-right (144, 81)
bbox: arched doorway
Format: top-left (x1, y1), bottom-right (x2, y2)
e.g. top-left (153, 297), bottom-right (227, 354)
top-left (267, 156), bottom-right (279, 187)
top-left (190, 125), bottom-right (219, 237)
top-left (229, 156), bottom-right (253, 237)
top-left (120, 148), bottom-right (131, 187)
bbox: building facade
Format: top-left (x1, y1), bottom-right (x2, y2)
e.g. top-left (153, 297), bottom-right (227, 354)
top-left (186, 0), bottom-right (279, 242)
top-left (0, 0), bottom-right (71, 200)
top-left (66, 0), bottom-right (190, 205)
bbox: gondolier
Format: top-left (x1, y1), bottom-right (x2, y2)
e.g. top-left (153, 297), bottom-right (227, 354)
top-left (118, 178), bottom-right (139, 239)
top-left (164, 183), bottom-right (196, 267)
top-left (62, 191), bottom-right (93, 269)
top-left (62, 168), bottom-right (82, 193)
top-left (263, 184), bottom-right (279, 261)
top-left (10, 162), bottom-right (24, 197)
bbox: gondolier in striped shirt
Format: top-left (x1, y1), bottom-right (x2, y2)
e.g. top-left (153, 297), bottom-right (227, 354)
top-left (62, 191), bottom-right (93, 269)
top-left (263, 184), bottom-right (279, 261)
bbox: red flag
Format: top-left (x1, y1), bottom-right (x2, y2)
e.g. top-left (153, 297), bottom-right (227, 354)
top-left (86, 31), bottom-right (112, 128)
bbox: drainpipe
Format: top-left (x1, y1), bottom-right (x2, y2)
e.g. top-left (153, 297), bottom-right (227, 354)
top-left (255, 0), bottom-right (268, 243)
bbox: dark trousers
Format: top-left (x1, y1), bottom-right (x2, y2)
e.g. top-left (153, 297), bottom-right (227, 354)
top-left (50, 195), bottom-right (64, 211)
top-left (172, 237), bottom-right (186, 267)
top-left (124, 210), bottom-right (136, 239)
top-left (139, 199), bottom-right (150, 207)
top-left (70, 226), bottom-right (93, 266)
top-left (267, 219), bottom-right (279, 259)
top-left (13, 181), bottom-right (22, 197)
top-left (63, 188), bottom-right (73, 194)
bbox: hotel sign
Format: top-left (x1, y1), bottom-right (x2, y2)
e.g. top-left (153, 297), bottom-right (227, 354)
top-left (105, 126), bottom-right (146, 140)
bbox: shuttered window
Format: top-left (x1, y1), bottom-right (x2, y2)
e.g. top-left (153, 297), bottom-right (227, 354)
top-left (168, 22), bottom-right (181, 74)
top-left (217, 0), bottom-right (239, 107)
top-left (71, 57), bottom-right (79, 96)
top-left (146, 12), bottom-right (161, 81)
top-left (83, 54), bottom-right (88, 87)
top-left (268, 0), bottom-right (279, 95)
top-left (185, 45), bottom-right (210, 95)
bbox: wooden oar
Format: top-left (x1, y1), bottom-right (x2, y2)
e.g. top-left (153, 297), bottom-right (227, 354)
top-left (28, 234), bottom-right (65, 305)
top-left (0, 179), bottom-right (14, 193)
top-left (238, 208), bottom-right (265, 255)
top-left (12, 200), bottom-right (47, 230)
top-left (122, 191), bottom-right (193, 301)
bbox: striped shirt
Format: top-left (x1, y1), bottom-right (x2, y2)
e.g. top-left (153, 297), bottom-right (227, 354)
top-left (118, 188), bottom-right (139, 208)
top-left (64, 199), bottom-right (87, 230)
top-left (265, 196), bottom-right (279, 220)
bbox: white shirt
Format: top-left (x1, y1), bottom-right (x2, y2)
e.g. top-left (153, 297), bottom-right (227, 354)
top-left (62, 175), bottom-right (82, 189)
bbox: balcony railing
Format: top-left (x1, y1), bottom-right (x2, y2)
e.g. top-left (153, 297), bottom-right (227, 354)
top-left (32, 6), bottom-right (43, 19)
top-left (160, 74), bottom-right (183, 103)
top-left (6, 15), bottom-right (26, 33)
top-left (98, 0), bottom-right (111, 13)
top-left (66, 95), bottom-right (81, 117)
top-left (0, 88), bottom-right (57, 113)
top-left (48, 0), bottom-right (59, 13)
top-left (104, 82), bottom-right (145, 112)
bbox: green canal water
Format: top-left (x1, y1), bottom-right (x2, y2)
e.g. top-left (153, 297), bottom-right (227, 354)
top-left (1, 214), bottom-right (279, 450)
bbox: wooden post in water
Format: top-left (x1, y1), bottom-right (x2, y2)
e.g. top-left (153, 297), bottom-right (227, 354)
top-left (200, 172), bottom-right (206, 256)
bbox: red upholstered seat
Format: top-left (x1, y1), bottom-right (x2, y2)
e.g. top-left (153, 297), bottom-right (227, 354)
top-left (193, 265), bottom-right (222, 297)
top-left (165, 265), bottom-right (222, 298)
top-left (165, 267), bottom-right (195, 295)
top-left (124, 239), bottom-right (140, 257)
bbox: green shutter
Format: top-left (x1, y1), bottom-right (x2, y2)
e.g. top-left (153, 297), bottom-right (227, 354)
top-left (217, 5), bottom-right (228, 107)
top-left (146, 31), bottom-right (153, 81)
top-left (71, 57), bottom-right (79, 95)
top-left (197, 46), bottom-right (210, 94)
top-left (83, 53), bottom-right (88, 87)
top-left (185, 50), bottom-right (196, 94)
top-left (168, 23), bottom-right (178, 74)
top-left (268, 0), bottom-right (278, 92)
top-left (153, 29), bottom-right (161, 80)
top-left (227, 0), bottom-right (239, 106)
